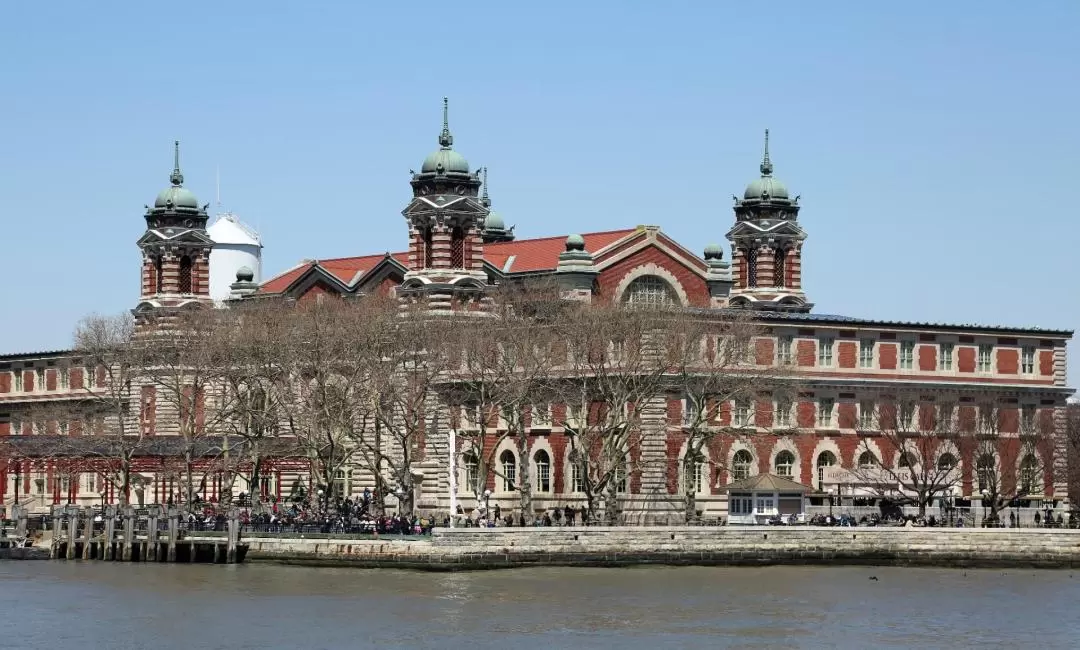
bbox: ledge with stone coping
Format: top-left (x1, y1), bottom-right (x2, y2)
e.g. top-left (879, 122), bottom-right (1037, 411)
top-left (242, 526), bottom-right (1080, 571)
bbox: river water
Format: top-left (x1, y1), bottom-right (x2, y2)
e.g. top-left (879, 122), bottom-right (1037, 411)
top-left (1, 562), bottom-right (1077, 649)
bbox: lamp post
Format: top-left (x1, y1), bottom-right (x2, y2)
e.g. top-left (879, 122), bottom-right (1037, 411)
top-left (828, 486), bottom-right (835, 519)
top-left (12, 464), bottom-right (21, 505)
top-left (395, 488), bottom-right (405, 515)
top-left (483, 489), bottom-right (492, 525)
top-left (980, 489), bottom-right (988, 527)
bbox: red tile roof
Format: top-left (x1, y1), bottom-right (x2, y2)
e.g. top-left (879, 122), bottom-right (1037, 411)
top-left (260, 229), bottom-right (639, 293)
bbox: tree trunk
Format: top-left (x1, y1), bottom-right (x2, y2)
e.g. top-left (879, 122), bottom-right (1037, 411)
top-left (682, 455), bottom-right (698, 524)
top-left (516, 430), bottom-right (532, 519)
top-left (603, 481), bottom-right (620, 526)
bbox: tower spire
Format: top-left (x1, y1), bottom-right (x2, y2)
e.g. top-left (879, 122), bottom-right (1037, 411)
top-left (438, 96), bottom-right (453, 148)
top-left (170, 140), bottom-right (184, 186)
top-left (481, 166), bottom-right (490, 207)
top-left (760, 129), bottom-right (772, 177)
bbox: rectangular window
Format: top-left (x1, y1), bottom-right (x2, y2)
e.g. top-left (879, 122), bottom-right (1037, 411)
top-left (35, 369), bottom-right (45, 391)
top-left (859, 340), bottom-right (874, 368)
top-left (817, 398), bottom-right (835, 428)
top-left (774, 400), bottom-right (791, 428)
top-left (84, 367), bottom-right (95, 389)
top-left (682, 398), bottom-right (696, 426)
top-left (818, 338), bottom-right (834, 367)
top-left (1021, 405), bottom-right (1036, 432)
top-left (977, 344), bottom-right (993, 372)
top-left (938, 403), bottom-right (955, 429)
top-left (536, 460), bottom-right (550, 493)
top-left (858, 401), bottom-right (875, 429)
top-left (531, 403), bottom-right (551, 428)
top-left (777, 336), bottom-right (792, 365)
top-left (1021, 346), bottom-right (1035, 374)
top-left (14, 371), bottom-right (23, 392)
top-left (571, 463), bottom-right (585, 493)
top-left (59, 369), bottom-right (69, 390)
top-left (733, 401), bottom-right (751, 428)
top-left (899, 341), bottom-right (915, 370)
top-left (565, 403), bottom-right (583, 429)
top-left (939, 343), bottom-right (954, 370)
top-left (899, 402), bottom-right (915, 430)
top-left (85, 473), bottom-right (96, 494)
top-left (10, 416), bottom-right (22, 436)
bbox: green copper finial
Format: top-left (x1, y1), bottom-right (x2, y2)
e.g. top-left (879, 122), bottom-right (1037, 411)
top-left (760, 129), bottom-right (773, 176)
top-left (438, 96), bottom-right (453, 148)
top-left (481, 166), bottom-right (491, 207)
top-left (170, 140), bottom-right (184, 186)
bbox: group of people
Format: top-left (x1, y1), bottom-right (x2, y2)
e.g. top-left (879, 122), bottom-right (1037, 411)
top-left (459, 503), bottom-right (589, 528)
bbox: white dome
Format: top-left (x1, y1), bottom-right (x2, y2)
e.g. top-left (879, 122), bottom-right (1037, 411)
top-left (208, 212), bottom-right (262, 303)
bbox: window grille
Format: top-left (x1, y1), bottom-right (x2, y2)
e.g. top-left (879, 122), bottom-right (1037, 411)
top-left (624, 275), bottom-right (677, 306)
top-left (178, 256), bottom-right (193, 293)
top-left (773, 249), bottom-right (786, 288)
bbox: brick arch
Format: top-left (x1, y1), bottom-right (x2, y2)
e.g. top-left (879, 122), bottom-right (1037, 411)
top-left (768, 437), bottom-right (802, 484)
top-left (612, 263), bottom-right (690, 306)
top-left (810, 438), bottom-right (843, 489)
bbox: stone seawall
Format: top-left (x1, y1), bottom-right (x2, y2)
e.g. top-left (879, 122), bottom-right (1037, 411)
top-left (244, 527), bottom-right (1080, 570)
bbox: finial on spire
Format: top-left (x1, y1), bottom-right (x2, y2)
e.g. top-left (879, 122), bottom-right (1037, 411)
top-left (170, 140), bottom-right (184, 186)
top-left (760, 129), bottom-right (773, 176)
top-left (481, 166), bottom-right (490, 207)
top-left (438, 96), bottom-right (453, 148)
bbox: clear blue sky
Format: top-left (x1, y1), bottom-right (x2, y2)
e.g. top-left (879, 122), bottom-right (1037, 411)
top-left (1, 2), bottom-right (1076, 385)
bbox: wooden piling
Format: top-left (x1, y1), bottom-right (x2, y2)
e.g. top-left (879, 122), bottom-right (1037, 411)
top-left (226, 511), bottom-right (239, 564)
top-left (167, 509), bottom-right (178, 562)
top-left (147, 507), bottom-right (160, 562)
top-left (121, 506), bottom-right (134, 562)
top-left (81, 510), bottom-right (92, 560)
top-left (103, 506), bottom-right (116, 561)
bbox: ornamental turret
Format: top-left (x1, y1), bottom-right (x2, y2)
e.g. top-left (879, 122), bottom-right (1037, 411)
top-left (480, 167), bottom-right (514, 243)
top-left (400, 99), bottom-right (489, 311)
top-left (135, 142), bottom-right (214, 316)
top-left (725, 130), bottom-right (811, 312)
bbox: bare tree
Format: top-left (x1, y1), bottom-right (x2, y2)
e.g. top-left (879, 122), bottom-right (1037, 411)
top-left (448, 282), bottom-right (565, 520)
top-left (666, 310), bottom-right (792, 523)
top-left (137, 308), bottom-right (234, 511)
top-left (848, 399), bottom-right (963, 517)
top-left (274, 297), bottom-right (371, 513)
top-left (71, 313), bottom-right (148, 506)
top-left (969, 403), bottom-right (1054, 525)
top-left (550, 301), bottom-right (673, 525)
top-left (353, 299), bottom-right (457, 517)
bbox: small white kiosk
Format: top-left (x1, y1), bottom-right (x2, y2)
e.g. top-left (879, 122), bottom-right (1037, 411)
top-left (722, 473), bottom-right (811, 525)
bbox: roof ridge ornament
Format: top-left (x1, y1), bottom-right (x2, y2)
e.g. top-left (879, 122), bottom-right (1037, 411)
top-left (170, 140), bottom-right (184, 187)
top-left (438, 97), bottom-right (453, 149)
top-left (760, 129), bottom-right (773, 177)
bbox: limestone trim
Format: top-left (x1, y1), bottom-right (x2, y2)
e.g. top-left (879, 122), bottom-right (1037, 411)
top-left (613, 263), bottom-right (689, 306)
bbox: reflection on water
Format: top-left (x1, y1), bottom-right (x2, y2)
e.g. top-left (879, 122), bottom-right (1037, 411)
top-left (1, 562), bottom-right (1078, 649)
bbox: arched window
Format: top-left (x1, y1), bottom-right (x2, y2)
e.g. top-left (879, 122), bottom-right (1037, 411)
top-left (422, 226), bottom-right (434, 268)
top-left (976, 454), bottom-right (995, 492)
top-left (858, 451), bottom-right (878, 469)
top-left (500, 450), bottom-right (517, 492)
top-left (937, 453), bottom-right (957, 471)
top-left (463, 453), bottom-right (479, 493)
top-left (623, 275), bottom-right (677, 306)
top-left (898, 451), bottom-right (913, 469)
top-left (1019, 454), bottom-right (1038, 494)
top-left (775, 450), bottom-right (795, 478)
top-left (178, 256), bottom-right (193, 293)
top-left (534, 450), bottom-right (551, 493)
top-left (773, 248), bottom-right (786, 288)
top-left (746, 248), bottom-right (758, 288)
top-left (732, 449), bottom-right (753, 481)
top-left (816, 451), bottom-right (836, 488)
top-left (450, 226), bottom-right (465, 268)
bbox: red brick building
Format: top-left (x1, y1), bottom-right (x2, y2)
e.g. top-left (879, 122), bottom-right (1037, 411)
top-left (1, 101), bottom-right (1074, 520)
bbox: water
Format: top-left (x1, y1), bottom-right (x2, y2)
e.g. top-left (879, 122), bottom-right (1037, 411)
top-left (1, 562), bottom-right (1077, 649)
